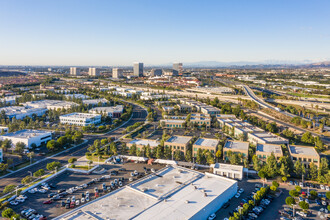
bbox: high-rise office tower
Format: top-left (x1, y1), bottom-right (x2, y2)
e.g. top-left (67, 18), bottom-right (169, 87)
top-left (112, 68), bottom-right (123, 78)
top-left (88, 68), bottom-right (100, 76)
top-left (173, 62), bottom-right (183, 73)
top-left (70, 67), bottom-right (80, 75)
top-left (133, 62), bottom-right (144, 77)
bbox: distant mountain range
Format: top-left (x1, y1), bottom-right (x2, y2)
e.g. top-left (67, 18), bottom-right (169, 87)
top-left (181, 60), bottom-right (330, 68)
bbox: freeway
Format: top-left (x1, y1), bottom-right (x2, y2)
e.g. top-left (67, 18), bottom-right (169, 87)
top-left (0, 103), bottom-right (148, 192)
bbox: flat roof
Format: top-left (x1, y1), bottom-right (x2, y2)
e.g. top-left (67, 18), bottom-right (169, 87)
top-left (82, 98), bottom-right (108, 104)
top-left (249, 132), bottom-right (288, 143)
top-left (90, 105), bottom-right (124, 113)
top-left (194, 138), bottom-right (219, 148)
top-left (224, 140), bottom-right (249, 151)
top-left (165, 136), bottom-right (192, 145)
top-left (257, 144), bottom-right (283, 154)
top-left (160, 119), bottom-right (185, 123)
top-left (1, 129), bottom-right (51, 138)
top-left (212, 163), bottom-right (244, 172)
top-left (216, 114), bottom-right (236, 119)
top-left (129, 139), bottom-right (160, 148)
top-left (57, 166), bottom-right (237, 220)
top-left (24, 100), bottom-right (78, 108)
top-left (289, 145), bottom-right (319, 157)
top-left (60, 112), bottom-right (101, 119)
top-left (0, 106), bottom-right (46, 116)
top-left (235, 126), bottom-right (264, 133)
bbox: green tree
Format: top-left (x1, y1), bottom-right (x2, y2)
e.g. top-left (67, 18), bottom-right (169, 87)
top-left (252, 155), bottom-right (261, 171)
top-left (294, 160), bottom-right (303, 177)
top-left (265, 153), bottom-right (278, 177)
top-left (295, 186), bottom-right (302, 193)
top-left (1, 208), bottom-right (14, 218)
top-left (309, 162), bottom-right (318, 180)
top-left (46, 140), bottom-right (57, 151)
top-left (185, 150), bottom-right (192, 162)
top-left (129, 144), bottom-right (137, 155)
top-left (282, 176), bottom-right (287, 182)
top-left (215, 149), bottom-right (222, 161)
top-left (174, 150), bottom-right (183, 161)
top-left (21, 175), bottom-right (33, 185)
top-left (299, 201), bottom-right (309, 210)
top-left (156, 146), bottom-right (163, 159)
top-left (301, 132), bottom-right (314, 144)
top-left (326, 191), bottom-right (330, 200)
top-left (68, 158), bottom-right (77, 164)
top-left (15, 142), bottom-right (25, 154)
top-left (33, 169), bottom-right (45, 177)
top-left (285, 197), bottom-right (295, 206)
top-left (3, 185), bottom-right (16, 194)
top-left (289, 189), bottom-right (299, 197)
top-left (46, 161), bottom-right (61, 171)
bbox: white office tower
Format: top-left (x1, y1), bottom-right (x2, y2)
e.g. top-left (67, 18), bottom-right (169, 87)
top-left (70, 67), bottom-right (80, 76)
top-left (112, 68), bottom-right (123, 78)
top-left (133, 62), bottom-right (144, 77)
top-left (173, 62), bottom-right (183, 73)
top-left (88, 67), bottom-right (100, 76)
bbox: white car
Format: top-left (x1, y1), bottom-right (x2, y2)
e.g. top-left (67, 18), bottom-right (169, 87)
top-left (238, 188), bottom-right (244, 194)
top-left (297, 211), bottom-right (307, 217)
top-left (299, 182), bottom-right (304, 187)
top-left (321, 185), bottom-right (325, 190)
top-left (235, 193), bottom-right (241, 198)
top-left (28, 189), bottom-right (36, 194)
top-left (208, 213), bottom-right (216, 220)
top-left (326, 186), bottom-right (329, 191)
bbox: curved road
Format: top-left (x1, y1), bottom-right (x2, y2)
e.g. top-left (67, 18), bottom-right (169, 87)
top-left (0, 103), bottom-right (147, 192)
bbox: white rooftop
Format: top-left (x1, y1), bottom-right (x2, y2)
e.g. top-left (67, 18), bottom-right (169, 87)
top-left (23, 100), bottom-right (78, 109)
top-left (224, 140), bottom-right (249, 151)
top-left (129, 139), bottom-right (160, 148)
top-left (235, 126), bottom-right (264, 133)
top-left (82, 98), bottom-right (108, 105)
top-left (249, 132), bottom-right (288, 144)
top-left (160, 119), bottom-right (185, 124)
top-left (165, 136), bottom-right (192, 144)
top-left (89, 105), bottom-right (124, 113)
top-left (289, 145), bottom-right (319, 157)
top-left (1, 129), bottom-right (51, 139)
top-left (257, 144), bottom-right (283, 154)
top-left (56, 166), bottom-right (237, 220)
top-left (194, 138), bottom-right (219, 148)
top-left (60, 112), bottom-right (101, 119)
top-left (212, 163), bottom-right (244, 172)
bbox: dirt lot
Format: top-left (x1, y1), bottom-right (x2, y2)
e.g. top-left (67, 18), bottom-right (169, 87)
top-left (11, 162), bottom-right (165, 219)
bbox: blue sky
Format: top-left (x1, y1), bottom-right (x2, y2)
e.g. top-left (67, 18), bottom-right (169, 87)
top-left (0, 0), bottom-right (330, 66)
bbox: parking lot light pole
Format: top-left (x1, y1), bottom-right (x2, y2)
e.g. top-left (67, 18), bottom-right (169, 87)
top-left (28, 171), bottom-right (32, 177)
top-left (15, 186), bottom-right (19, 196)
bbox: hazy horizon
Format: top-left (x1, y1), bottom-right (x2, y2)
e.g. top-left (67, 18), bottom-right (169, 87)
top-left (1, 0), bottom-right (330, 66)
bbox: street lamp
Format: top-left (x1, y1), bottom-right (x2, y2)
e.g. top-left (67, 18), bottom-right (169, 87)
top-left (28, 171), bottom-right (32, 177)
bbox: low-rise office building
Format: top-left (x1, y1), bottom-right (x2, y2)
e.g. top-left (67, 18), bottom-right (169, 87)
top-left (127, 139), bottom-right (160, 151)
top-left (256, 144), bottom-right (283, 160)
top-left (217, 118), bottom-right (243, 128)
top-left (23, 100), bottom-right (78, 110)
top-left (288, 145), bottom-right (320, 167)
top-left (160, 119), bottom-right (185, 128)
top-left (223, 140), bottom-right (249, 160)
top-left (82, 98), bottom-right (108, 106)
top-left (0, 129), bottom-right (52, 149)
top-left (162, 106), bottom-right (174, 113)
top-left (193, 138), bottom-right (219, 156)
top-left (211, 163), bottom-right (244, 180)
top-left (0, 106), bottom-right (47, 120)
top-left (55, 166), bottom-right (237, 220)
top-left (65, 94), bottom-right (90, 100)
top-left (163, 115), bottom-right (187, 120)
top-left (164, 135), bottom-right (193, 155)
top-left (234, 126), bottom-right (264, 140)
top-left (190, 115), bottom-right (211, 128)
top-left (176, 104), bottom-right (192, 113)
top-left (59, 113), bottom-right (101, 126)
top-left (216, 114), bottom-right (236, 119)
top-left (89, 105), bottom-right (124, 118)
top-left (247, 132), bottom-right (289, 146)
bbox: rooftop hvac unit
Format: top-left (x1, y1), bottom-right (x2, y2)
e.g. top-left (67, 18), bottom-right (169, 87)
top-left (185, 200), bottom-right (190, 204)
top-left (204, 193), bottom-right (207, 197)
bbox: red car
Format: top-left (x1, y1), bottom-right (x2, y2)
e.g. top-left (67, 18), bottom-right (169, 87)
top-left (43, 200), bottom-right (52, 204)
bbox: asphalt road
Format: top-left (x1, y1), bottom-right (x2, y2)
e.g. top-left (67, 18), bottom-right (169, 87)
top-left (0, 104), bottom-right (148, 192)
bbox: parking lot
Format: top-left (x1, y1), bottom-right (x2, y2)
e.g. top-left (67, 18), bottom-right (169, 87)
top-left (10, 162), bottom-right (165, 219)
top-left (215, 177), bottom-right (330, 220)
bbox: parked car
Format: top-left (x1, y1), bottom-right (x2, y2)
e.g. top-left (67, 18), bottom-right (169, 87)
top-left (238, 188), bottom-right (244, 194)
top-left (235, 193), bottom-right (240, 198)
top-left (208, 213), bottom-right (216, 220)
top-left (43, 199), bottom-right (53, 204)
top-left (223, 202), bottom-right (230, 209)
top-left (321, 185), bottom-right (325, 190)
